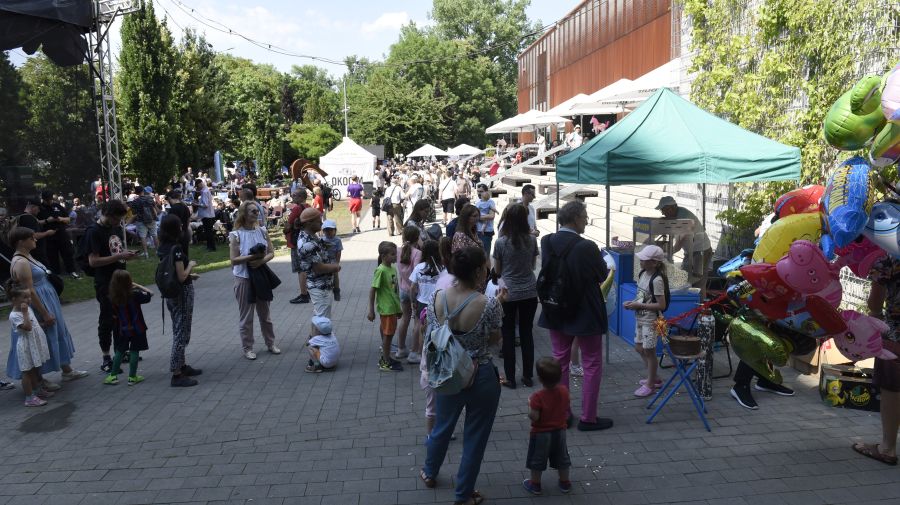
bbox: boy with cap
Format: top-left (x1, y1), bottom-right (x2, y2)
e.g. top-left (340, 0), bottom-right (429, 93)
top-left (296, 208), bottom-right (341, 322)
top-left (306, 315), bottom-right (340, 373)
top-left (321, 219), bottom-right (343, 301)
top-left (623, 245), bottom-right (668, 397)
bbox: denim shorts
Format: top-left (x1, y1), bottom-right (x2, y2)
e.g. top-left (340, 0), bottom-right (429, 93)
top-left (399, 289), bottom-right (410, 304)
top-left (526, 428), bottom-right (571, 471)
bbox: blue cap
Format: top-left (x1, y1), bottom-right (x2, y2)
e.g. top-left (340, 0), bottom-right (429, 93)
top-left (311, 316), bottom-right (332, 335)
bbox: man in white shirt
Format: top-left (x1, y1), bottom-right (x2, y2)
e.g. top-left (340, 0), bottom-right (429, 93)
top-left (197, 179), bottom-right (217, 251)
top-left (656, 195), bottom-right (713, 296)
top-left (386, 177), bottom-right (405, 236)
top-left (566, 125), bottom-right (583, 150)
top-left (439, 171), bottom-right (457, 224)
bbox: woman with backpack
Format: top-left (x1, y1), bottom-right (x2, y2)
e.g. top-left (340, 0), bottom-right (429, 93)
top-left (157, 214), bottom-right (201, 387)
top-left (623, 245), bottom-right (669, 397)
top-left (419, 246), bottom-right (504, 505)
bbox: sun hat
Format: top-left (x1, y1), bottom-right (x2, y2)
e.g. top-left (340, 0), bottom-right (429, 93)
top-left (636, 245), bottom-right (667, 262)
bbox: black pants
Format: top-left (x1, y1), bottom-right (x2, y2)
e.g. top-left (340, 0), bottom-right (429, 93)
top-left (95, 283), bottom-right (118, 354)
top-left (45, 230), bottom-right (76, 274)
top-left (733, 360), bottom-right (778, 389)
top-left (201, 217), bottom-right (217, 250)
top-left (501, 297), bottom-right (538, 381)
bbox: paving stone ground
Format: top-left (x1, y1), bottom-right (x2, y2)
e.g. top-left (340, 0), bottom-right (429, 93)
top-left (1, 224), bottom-right (898, 505)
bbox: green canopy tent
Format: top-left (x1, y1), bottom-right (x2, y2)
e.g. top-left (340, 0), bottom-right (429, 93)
top-left (555, 87), bottom-right (801, 244)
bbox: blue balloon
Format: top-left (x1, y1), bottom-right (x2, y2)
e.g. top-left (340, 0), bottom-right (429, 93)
top-left (822, 157), bottom-right (872, 248)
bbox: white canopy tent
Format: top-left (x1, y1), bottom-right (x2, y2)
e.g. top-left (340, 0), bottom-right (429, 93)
top-left (318, 137), bottom-right (377, 199)
top-left (485, 113), bottom-right (527, 134)
top-left (566, 78), bottom-right (634, 115)
top-left (407, 144), bottom-right (449, 158)
top-left (545, 93), bottom-right (590, 116)
top-left (447, 144), bottom-right (484, 156)
top-left (486, 109), bottom-right (571, 134)
top-left (598, 58), bottom-right (681, 104)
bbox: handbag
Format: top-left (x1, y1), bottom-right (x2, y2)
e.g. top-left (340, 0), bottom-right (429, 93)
top-left (10, 253), bottom-right (64, 297)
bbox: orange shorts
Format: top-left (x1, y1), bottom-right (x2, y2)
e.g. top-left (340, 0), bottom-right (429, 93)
top-left (380, 314), bottom-right (398, 336)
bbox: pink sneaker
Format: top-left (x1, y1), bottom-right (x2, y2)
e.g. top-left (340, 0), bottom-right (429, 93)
top-left (25, 396), bottom-right (47, 407)
top-left (634, 385), bottom-right (655, 397)
top-left (639, 379), bottom-right (663, 388)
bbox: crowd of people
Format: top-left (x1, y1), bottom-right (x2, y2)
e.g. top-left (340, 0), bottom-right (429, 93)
top-left (2, 156), bottom-right (898, 503)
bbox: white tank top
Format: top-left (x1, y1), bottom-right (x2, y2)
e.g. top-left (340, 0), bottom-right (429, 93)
top-left (230, 227), bottom-right (267, 279)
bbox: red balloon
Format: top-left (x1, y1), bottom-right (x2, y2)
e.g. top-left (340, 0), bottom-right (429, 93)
top-left (774, 185), bottom-right (825, 218)
top-left (738, 263), bottom-right (799, 320)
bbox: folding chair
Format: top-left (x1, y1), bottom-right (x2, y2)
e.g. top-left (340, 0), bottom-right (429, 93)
top-left (646, 328), bottom-right (712, 432)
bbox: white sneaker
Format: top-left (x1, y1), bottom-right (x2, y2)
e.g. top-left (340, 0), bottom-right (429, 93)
top-left (42, 380), bottom-right (62, 392)
top-left (406, 352), bottom-right (420, 364)
top-left (62, 370), bottom-right (89, 382)
top-left (570, 364), bottom-right (584, 377)
top-left (393, 348), bottom-right (410, 359)
top-left (268, 346), bottom-right (282, 355)
top-left (243, 350), bottom-right (257, 360)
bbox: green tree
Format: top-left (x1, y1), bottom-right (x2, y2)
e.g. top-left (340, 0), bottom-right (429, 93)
top-left (286, 123), bottom-right (341, 162)
top-left (117, 0), bottom-right (179, 190)
top-left (172, 29), bottom-right (226, 172)
top-left (18, 55), bottom-right (98, 194)
top-left (0, 52), bottom-right (26, 167)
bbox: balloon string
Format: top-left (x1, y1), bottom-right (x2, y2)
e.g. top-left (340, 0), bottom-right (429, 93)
top-left (666, 293), bottom-right (730, 326)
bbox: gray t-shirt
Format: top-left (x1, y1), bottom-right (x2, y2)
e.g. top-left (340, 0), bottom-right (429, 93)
top-left (492, 235), bottom-right (538, 302)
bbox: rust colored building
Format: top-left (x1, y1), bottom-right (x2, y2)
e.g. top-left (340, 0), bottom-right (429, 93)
top-left (518, 0), bottom-right (678, 114)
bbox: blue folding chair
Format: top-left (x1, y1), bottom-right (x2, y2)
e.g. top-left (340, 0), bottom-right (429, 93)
top-left (646, 320), bottom-right (712, 432)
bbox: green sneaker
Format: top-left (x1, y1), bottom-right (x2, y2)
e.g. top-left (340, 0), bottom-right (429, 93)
top-left (103, 374), bottom-right (119, 385)
top-left (127, 375), bottom-right (145, 386)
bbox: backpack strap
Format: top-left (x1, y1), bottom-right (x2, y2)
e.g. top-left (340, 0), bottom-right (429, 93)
top-left (437, 290), bottom-right (480, 323)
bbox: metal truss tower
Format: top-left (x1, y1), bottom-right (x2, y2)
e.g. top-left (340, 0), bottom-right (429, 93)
top-left (87, 0), bottom-right (139, 201)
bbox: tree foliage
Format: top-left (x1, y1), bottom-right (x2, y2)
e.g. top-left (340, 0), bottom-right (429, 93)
top-left (117, 0), bottom-right (179, 190)
top-left (286, 123), bottom-right (342, 162)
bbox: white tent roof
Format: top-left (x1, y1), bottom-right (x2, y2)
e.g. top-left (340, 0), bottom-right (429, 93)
top-left (485, 113), bottom-right (524, 134)
top-left (407, 144), bottom-right (449, 158)
top-left (599, 58), bottom-right (681, 104)
top-left (567, 78), bottom-right (634, 115)
top-left (319, 137), bottom-right (377, 165)
top-left (447, 144), bottom-right (483, 156)
top-left (545, 93), bottom-right (590, 116)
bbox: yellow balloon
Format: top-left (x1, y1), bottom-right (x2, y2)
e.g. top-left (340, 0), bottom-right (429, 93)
top-left (752, 213), bottom-right (823, 264)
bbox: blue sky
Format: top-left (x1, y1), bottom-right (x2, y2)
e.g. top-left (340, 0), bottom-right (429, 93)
top-left (9, 0), bottom-right (580, 76)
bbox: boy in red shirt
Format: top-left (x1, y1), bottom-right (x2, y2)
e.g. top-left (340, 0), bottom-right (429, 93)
top-left (523, 357), bottom-right (573, 495)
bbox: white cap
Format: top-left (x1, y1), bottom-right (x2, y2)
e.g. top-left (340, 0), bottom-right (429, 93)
top-left (311, 316), bottom-right (332, 335)
top-left (636, 245), bottom-right (666, 262)
top-left (322, 219), bottom-right (337, 230)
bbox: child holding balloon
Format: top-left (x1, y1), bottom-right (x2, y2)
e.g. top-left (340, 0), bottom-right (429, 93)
top-left (623, 245), bottom-right (668, 398)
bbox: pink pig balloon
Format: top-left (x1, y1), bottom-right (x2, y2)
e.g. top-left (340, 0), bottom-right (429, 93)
top-left (775, 239), bottom-right (842, 307)
top-left (835, 236), bottom-right (887, 278)
top-left (833, 310), bottom-right (898, 361)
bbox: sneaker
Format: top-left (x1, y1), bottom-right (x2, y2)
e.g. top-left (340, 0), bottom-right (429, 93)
top-left (0, 380), bottom-right (15, 390)
top-left (570, 364), bottom-right (584, 377)
top-left (25, 395), bottom-right (47, 407)
top-left (378, 358), bottom-right (392, 372)
top-left (70, 272), bottom-right (81, 280)
top-left (389, 359), bottom-right (404, 371)
top-left (100, 356), bottom-right (113, 373)
top-left (181, 365), bottom-right (202, 377)
top-left (393, 348), bottom-right (410, 360)
top-left (290, 294), bottom-right (310, 304)
top-left (754, 382), bottom-right (795, 396)
top-left (289, 294), bottom-right (304, 304)
top-left (522, 479), bottom-right (542, 496)
top-left (305, 364), bottom-right (325, 373)
top-left (171, 375), bottom-right (198, 387)
top-left (103, 374), bottom-right (119, 385)
top-left (559, 480), bottom-right (573, 494)
top-left (127, 375), bottom-right (145, 386)
top-left (267, 346), bottom-right (282, 355)
top-left (730, 387), bottom-right (759, 410)
top-left (639, 378), bottom-right (663, 388)
top-left (634, 385), bottom-right (655, 397)
top-left (62, 370), bottom-right (89, 382)
top-left (41, 380), bottom-right (61, 392)
top-left (35, 388), bottom-right (55, 399)
top-left (406, 351), bottom-right (421, 364)
top-left (333, 288), bottom-right (341, 302)
top-left (243, 350), bottom-right (257, 360)
top-left (577, 418), bottom-right (614, 431)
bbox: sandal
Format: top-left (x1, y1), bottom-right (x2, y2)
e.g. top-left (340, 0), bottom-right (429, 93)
top-left (419, 469), bottom-right (436, 488)
top-left (852, 442), bottom-right (898, 466)
top-left (453, 491), bottom-right (484, 505)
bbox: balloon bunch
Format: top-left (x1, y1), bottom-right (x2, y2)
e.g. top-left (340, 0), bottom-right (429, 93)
top-left (715, 59), bottom-right (900, 380)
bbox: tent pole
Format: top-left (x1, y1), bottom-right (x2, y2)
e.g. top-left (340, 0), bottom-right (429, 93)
top-left (701, 183), bottom-right (707, 229)
top-left (555, 177), bottom-right (560, 231)
top-left (605, 185), bottom-right (611, 247)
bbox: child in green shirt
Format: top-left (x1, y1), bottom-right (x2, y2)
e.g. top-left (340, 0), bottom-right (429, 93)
top-left (367, 241), bottom-right (404, 371)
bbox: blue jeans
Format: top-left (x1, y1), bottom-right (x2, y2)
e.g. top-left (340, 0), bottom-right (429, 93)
top-left (478, 231), bottom-right (494, 255)
top-left (424, 362), bottom-right (501, 502)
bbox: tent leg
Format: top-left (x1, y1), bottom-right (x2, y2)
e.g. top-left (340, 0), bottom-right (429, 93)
top-left (555, 178), bottom-right (560, 231)
top-left (701, 183), bottom-right (707, 229)
top-left (606, 185), bottom-right (611, 247)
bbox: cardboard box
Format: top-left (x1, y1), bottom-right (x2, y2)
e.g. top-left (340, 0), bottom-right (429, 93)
top-left (819, 361), bottom-right (880, 412)
top-left (791, 339), bottom-right (875, 375)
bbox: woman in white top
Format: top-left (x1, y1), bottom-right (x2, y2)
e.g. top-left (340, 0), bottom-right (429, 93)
top-left (229, 201), bottom-right (278, 360)
top-left (439, 172), bottom-right (457, 224)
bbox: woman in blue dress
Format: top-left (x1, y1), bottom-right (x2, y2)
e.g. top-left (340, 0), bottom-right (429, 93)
top-left (7, 226), bottom-right (88, 387)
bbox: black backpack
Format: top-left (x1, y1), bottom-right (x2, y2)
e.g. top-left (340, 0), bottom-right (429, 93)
top-left (155, 245), bottom-right (182, 298)
top-left (74, 225), bottom-right (96, 277)
top-left (536, 235), bottom-right (581, 320)
top-left (640, 269), bottom-right (671, 313)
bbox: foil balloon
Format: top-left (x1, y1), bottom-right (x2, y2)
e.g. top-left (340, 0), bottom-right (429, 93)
top-left (769, 325), bottom-right (819, 356)
top-left (775, 239), bottom-right (842, 306)
top-left (882, 62), bottom-right (900, 121)
top-left (738, 263), bottom-right (797, 320)
top-left (717, 248), bottom-right (754, 277)
top-left (833, 310), bottom-right (898, 361)
top-left (756, 212), bottom-right (776, 238)
top-left (834, 235), bottom-right (887, 277)
top-left (870, 121), bottom-right (900, 167)
top-left (727, 317), bottom-right (790, 384)
top-left (823, 75), bottom-right (887, 151)
top-left (863, 201), bottom-right (900, 258)
top-left (773, 296), bottom-right (846, 338)
top-left (774, 185), bottom-right (825, 218)
top-left (822, 157), bottom-right (874, 248)
top-left (752, 212), bottom-right (823, 264)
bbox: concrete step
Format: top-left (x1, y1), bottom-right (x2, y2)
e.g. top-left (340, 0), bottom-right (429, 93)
top-left (522, 165), bottom-right (555, 177)
top-left (501, 175), bottom-right (532, 187)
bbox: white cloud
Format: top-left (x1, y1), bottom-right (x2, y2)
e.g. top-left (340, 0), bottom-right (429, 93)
top-left (361, 12), bottom-right (409, 34)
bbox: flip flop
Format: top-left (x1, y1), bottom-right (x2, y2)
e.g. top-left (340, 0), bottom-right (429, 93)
top-left (852, 442), bottom-right (898, 466)
top-left (419, 469), bottom-right (436, 488)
